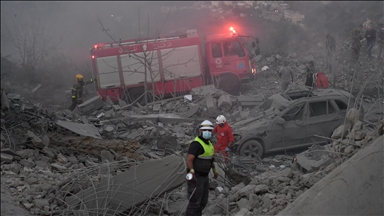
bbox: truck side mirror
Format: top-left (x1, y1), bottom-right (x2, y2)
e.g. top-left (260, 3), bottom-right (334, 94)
top-left (276, 117), bottom-right (286, 125)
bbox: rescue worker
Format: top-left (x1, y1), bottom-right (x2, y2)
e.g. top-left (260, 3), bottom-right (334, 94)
top-left (212, 115), bottom-right (234, 162)
top-left (325, 31), bottom-right (336, 72)
top-left (365, 25), bottom-right (377, 61)
top-left (278, 61), bottom-right (293, 93)
top-left (377, 23), bottom-right (384, 60)
top-left (68, 74), bottom-right (93, 111)
top-left (352, 25), bottom-right (364, 62)
top-left (185, 120), bottom-right (218, 216)
top-left (305, 61), bottom-right (315, 88)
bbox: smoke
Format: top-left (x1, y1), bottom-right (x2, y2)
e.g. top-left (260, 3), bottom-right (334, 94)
top-left (1, 1), bottom-right (382, 64)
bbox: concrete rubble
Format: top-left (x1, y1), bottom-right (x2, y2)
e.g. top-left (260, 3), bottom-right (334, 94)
top-left (1, 79), bottom-right (383, 215)
top-left (1, 3), bottom-right (384, 214)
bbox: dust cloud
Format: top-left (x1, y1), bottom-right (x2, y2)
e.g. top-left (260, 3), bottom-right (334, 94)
top-left (1, 1), bottom-right (382, 83)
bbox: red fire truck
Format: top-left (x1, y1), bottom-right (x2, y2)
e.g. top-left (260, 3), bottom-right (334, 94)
top-left (90, 27), bottom-right (256, 104)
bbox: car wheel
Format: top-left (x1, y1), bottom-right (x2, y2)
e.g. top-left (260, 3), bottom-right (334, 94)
top-left (239, 140), bottom-right (264, 158)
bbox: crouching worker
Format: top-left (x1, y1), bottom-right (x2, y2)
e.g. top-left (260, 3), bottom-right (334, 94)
top-left (213, 115), bottom-right (234, 162)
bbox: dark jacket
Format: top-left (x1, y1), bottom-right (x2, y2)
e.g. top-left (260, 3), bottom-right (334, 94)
top-left (352, 29), bottom-right (363, 45)
top-left (305, 67), bottom-right (315, 87)
top-left (365, 29), bottom-right (377, 43)
top-left (71, 80), bottom-right (92, 100)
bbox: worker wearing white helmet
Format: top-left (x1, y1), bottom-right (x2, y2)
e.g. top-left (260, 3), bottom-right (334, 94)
top-left (68, 74), bottom-right (94, 111)
top-left (185, 120), bottom-right (218, 216)
top-left (212, 115), bottom-right (234, 162)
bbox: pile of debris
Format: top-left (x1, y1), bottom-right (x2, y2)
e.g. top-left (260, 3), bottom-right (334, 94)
top-left (196, 110), bottom-right (384, 216)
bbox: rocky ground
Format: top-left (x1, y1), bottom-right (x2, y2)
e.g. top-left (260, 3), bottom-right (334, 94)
top-left (1, 2), bottom-right (384, 216)
top-left (1, 65), bottom-right (383, 215)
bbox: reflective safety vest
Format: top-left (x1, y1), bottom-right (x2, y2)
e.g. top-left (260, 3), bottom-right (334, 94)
top-left (193, 136), bottom-right (214, 159)
top-left (190, 136), bottom-right (214, 175)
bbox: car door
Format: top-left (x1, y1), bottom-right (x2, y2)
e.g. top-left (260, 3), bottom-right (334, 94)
top-left (305, 99), bottom-right (341, 145)
top-left (270, 102), bottom-right (307, 152)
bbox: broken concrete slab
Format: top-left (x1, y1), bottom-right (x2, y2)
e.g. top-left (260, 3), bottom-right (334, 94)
top-left (27, 130), bottom-right (45, 148)
top-left (237, 95), bottom-right (264, 107)
top-left (218, 94), bottom-right (232, 110)
top-left (295, 144), bottom-right (335, 173)
top-left (205, 93), bottom-right (216, 115)
top-left (165, 200), bottom-right (188, 215)
top-left (56, 120), bottom-right (101, 139)
top-left (153, 103), bottom-right (161, 111)
top-left (105, 96), bottom-right (114, 105)
top-left (128, 114), bottom-right (192, 124)
top-left (118, 98), bottom-right (127, 107)
top-left (100, 150), bottom-right (114, 162)
top-left (66, 154), bottom-right (186, 214)
top-left (186, 103), bottom-right (199, 117)
top-left (157, 136), bottom-right (180, 150)
top-left (278, 135), bottom-right (384, 215)
top-left (1, 148), bottom-right (19, 157)
top-left (6, 93), bottom-right (20, 100)
top-left (51, 163), bottom-right (67, 171)
top-left (191, 84), bottom-right (226, 96)
top-left (1, 153), bottom-right (13, 163)
top-left (77, 96), bottom-right (105, 115)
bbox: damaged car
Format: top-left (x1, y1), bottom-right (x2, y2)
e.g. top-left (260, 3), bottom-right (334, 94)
top-left (231, 86), bottom-right (356, 158)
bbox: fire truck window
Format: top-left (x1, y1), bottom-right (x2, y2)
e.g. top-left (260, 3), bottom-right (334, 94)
top-left (234, 41), bottom-right (245, 57)
top-left (212, 43), bottom-right (222, 58)
top-left (223, 41), bottom-right (245, 57)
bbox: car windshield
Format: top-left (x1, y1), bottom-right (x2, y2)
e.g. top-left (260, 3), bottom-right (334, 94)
top-left (283, 90), bottom-right (313, 100)
top-left (259, 94), bottom-right (290, 112)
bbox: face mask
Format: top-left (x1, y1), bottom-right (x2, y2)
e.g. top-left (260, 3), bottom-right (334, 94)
top-left (202, 131), bottom-right (212, 139)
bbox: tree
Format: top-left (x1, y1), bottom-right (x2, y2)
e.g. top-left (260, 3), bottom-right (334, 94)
top-left (2, 10), bottom-right (58, 84)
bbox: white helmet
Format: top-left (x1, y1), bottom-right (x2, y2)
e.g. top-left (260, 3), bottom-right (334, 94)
top-left (216, 115), bottom-right (226, 124)
top-left (200, 120), bottom-right (214, 130)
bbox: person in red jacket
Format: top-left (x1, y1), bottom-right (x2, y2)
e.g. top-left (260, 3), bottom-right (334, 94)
top-left (212, 115), bottom-right (234, 162)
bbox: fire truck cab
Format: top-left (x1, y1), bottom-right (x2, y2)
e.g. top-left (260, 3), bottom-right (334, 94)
top-left (204, 27), bottom-right (256, 94)
top-left (90, 28), bottom-right (256, 104)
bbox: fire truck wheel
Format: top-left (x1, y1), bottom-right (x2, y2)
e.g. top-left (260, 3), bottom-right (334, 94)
top-left (218, 74), bottom-right (240, 95)
top-left (128, 88), bottom-right (147, 106)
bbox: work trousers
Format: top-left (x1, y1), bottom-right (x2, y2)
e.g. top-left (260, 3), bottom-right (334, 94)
top-left (367, 41), bottom-right (375, 59)
top-left (214, 144), bottom-right (229, 162)
top-left (68, 99), bottom-right (82, 111)
top-left (326, 51), bottom-right (334, 72)
top-left (185, 174), bottom-right (209, 216)
top-left (281, 80), bottom-right (290, 93)
top-left (352, 43), bottom-right (361, 62)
